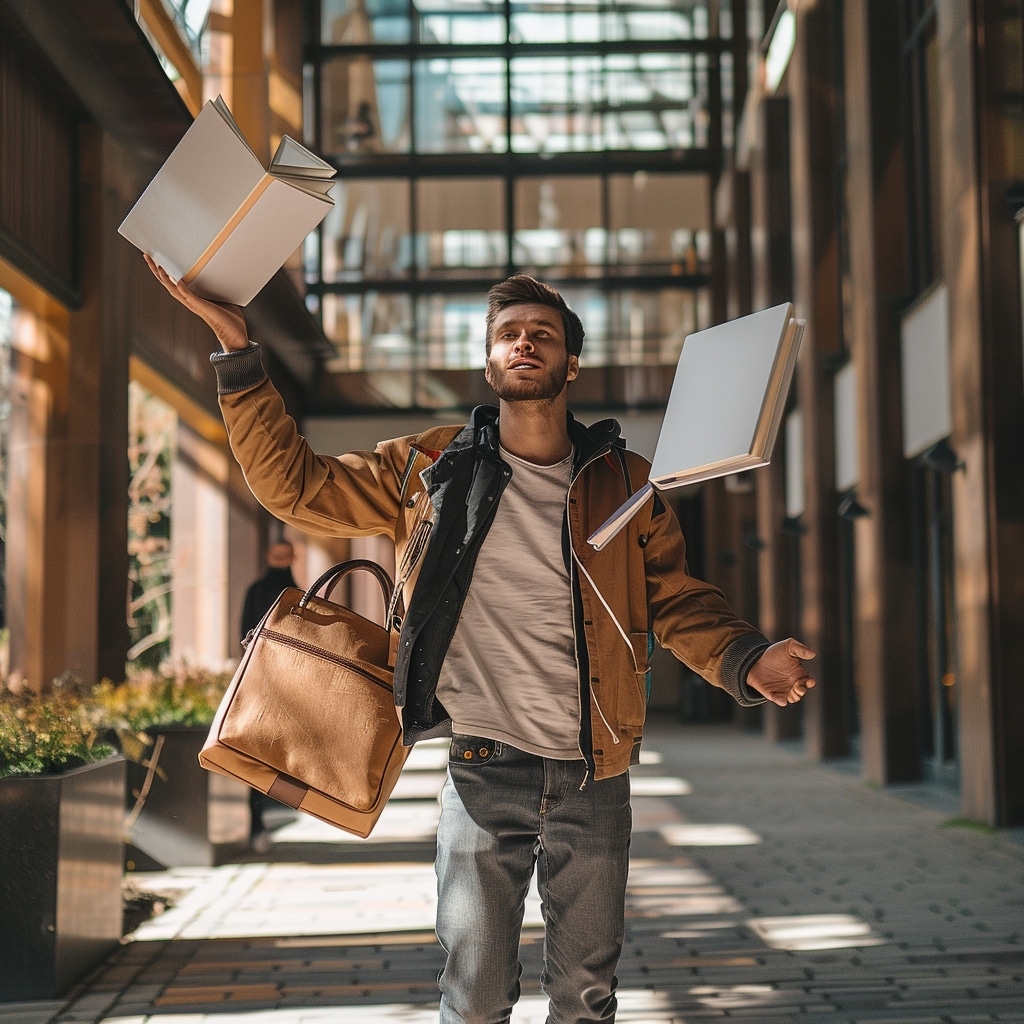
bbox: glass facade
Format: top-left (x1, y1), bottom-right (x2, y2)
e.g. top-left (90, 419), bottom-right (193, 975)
top-left (306, 0), bottom-right (731, 407)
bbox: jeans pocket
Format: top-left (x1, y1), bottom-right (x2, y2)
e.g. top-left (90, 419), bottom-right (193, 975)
top-left (449, 734), bottom-right (502, 765)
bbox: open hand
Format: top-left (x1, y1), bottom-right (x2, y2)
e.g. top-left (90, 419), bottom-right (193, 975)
top-left (746, 638), bottom-right (816, 707)
top-left (144, 253), bottom-right (248, 353)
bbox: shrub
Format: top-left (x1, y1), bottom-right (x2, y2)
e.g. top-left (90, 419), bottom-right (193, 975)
top-left (0, 676), bottom-right (114, 778)
top-left (89, 663), bottom-right (230, 763)
top-left (0, 664), bottom-right (231, 775)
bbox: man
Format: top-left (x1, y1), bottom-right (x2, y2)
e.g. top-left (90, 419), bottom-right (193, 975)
top-left (240, 539), bottom-right (298, 641)
top-left (146, 254), bottom-right (815, 1024)
top-left (239, 538), bottom-right (298, 846)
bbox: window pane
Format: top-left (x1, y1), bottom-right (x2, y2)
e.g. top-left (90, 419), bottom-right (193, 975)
top-left (559, 288), bottom-right (609, 365)
top-left (322, 0), bottom-right (411, 44)
top-left (417, 0), bottom-right (506, 44)
top-left (510, 0), bottom-right (709, 44)
top-left (510, 53), bottom-right (708, 153)
top-left (415, 178), bottom-right (508, 277)
top-left (319, 179), bottom-right (411, 282)
top-left (414, 58), bottom-right (507, 153)
top-left (510, 55), bottom-right (601, 152)
top-left (322, 292), bottom-right (414, 370)
top-left (127, 382), bottom-right (176, 668)
top-left (417, 292), bottom-right (490, 368)
top-left (321, 58), bottom-right (410, 156)
top-left (514, 177), bottom-right (603, 276)
top-left (608, 173), bottom-right (709, 274)
top-left (469, 286), bottom-right (698, 368)
top-left (605, 288), bottom-right (709, 365)
top-left (608, 53), bottom-right (708, 150)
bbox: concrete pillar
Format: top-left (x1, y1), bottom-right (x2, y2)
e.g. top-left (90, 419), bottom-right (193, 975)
top-left (787, 0), bottom-right (848, 760)
top-left (841, 2), bottom-right (920, 784)
top-left (782, 0), bottom-right (847, 761)
top-left (170, 423), bottom-right (230, 667)
top-left (2, 125), bottom-right (130, 691)
top-left (938, 0), bottom-right (1024, 825)
top-left (749, 94), bottom-right (802, 743)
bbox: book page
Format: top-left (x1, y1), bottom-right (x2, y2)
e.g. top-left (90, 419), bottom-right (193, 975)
top-left (118, 100), bottom-right (268, 279)
top-left (650, 302), bottom-right (794, 483)
top-left (274, 174), bottom-right (336, 197)
top-left (191, 178), bottom-right (332, 305)
top-left (588, 302), bottom-right (802, 550)
top-left (213, 95), bottom-right (257, 155)
top-left (271, 135), bottom-right (336, 178)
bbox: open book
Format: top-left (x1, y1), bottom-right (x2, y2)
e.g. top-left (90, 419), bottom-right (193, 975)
top-left (588, 302), bottom-right (806, 550)
top-left (119, 97), bottom-right (335, 306)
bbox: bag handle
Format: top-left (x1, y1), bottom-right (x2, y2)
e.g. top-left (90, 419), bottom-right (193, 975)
top-left (299, 558), bottom-right (394, 611)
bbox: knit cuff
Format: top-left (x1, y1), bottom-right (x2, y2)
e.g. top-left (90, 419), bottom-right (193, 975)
top-left (210, 343), bottom-right (267, 394)
top-left (719, 631), bottom-right (771, 706)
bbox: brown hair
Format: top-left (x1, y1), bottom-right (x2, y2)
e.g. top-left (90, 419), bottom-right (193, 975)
top-left (484, 275), bottom-right (585, 357)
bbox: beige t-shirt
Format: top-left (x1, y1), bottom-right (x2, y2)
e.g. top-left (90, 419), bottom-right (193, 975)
top-left (436, 445), bottom-right (581, 759)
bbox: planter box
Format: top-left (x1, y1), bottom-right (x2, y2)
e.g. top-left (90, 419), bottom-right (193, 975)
top-left (126, 725), bottom-right (249, 868)
top-left (0, 756), bottom-right (126, 1001)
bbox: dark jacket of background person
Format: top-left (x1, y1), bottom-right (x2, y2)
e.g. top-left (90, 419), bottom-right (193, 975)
top-left (240, 564), bottom-right (297, 641)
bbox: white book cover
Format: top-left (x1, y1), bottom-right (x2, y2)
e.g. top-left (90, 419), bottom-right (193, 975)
top-left (588, 303), bottom-right (806, 550)
top-left (119, 96), bottom-right (335, 306)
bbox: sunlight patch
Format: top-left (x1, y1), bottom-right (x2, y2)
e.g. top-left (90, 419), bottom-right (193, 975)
top-left (630, 776), bottom-right (693, 796)
top-left (659, 823), bottom-right (762, 846)
top-left (403, 738), bottom-right (450, 771)
top-left (690, 984), bottom-right (786, 1009)
top-left (390, 770), bottom-right (448, 800)
top-left (97, 988), bottom-right (679, 1024)
top-left (271, 801), bottom-right (440, 844)
top-left (748, 913), bottom-right (887, 950)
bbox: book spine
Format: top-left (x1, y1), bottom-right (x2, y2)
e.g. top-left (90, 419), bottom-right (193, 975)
top-left (183, 171), bottom-right (275, 288)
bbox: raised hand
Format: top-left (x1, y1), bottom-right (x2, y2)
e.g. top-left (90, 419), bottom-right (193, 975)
top-left (745, 638), bottom-right (816, 707)
top-left (144, 253), bottom-right (249, 353)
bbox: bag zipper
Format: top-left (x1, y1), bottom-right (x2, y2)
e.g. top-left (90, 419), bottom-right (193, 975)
top-left (261, 628), bottom-right (393, 692)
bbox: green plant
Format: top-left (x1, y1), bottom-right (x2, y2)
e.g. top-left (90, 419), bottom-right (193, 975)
top-left (0, 676), bottom-right (114, 778)
top-left (90, 663), bottom-right (230, 762)
top-left (0, 664), bottom-right (230, 775)
top-left (941, 816), bottom-right (997, 835)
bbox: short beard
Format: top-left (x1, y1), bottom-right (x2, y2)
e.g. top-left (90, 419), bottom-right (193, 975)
top-left (486, 353), bottom-right (570, 403)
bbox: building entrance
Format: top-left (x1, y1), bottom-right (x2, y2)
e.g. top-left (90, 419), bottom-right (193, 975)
top-left (911, 445), bottom-right (960, 787)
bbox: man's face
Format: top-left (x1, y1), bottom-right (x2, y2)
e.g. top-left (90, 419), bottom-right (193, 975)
top-left (484, 303), bottom-right (579, 402)
top-left (267, 542), bottom-right (294, 568)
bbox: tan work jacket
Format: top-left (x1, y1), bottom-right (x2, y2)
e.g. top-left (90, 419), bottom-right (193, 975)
top-left (214, 345), bottom-right (768, 780)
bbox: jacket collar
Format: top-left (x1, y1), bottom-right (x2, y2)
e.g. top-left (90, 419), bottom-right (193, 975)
top-left (451, 405), bottom-right (624, 467)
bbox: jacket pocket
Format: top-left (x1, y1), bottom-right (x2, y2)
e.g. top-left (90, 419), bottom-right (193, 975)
top-left (628, 631), bottom-right (650, 676)
top-left (621, 631), bottom-right (652, 725)
top-left (398, 516), bottom-right (432, 582)
top-left (392, 507), bottom-right (434, 625)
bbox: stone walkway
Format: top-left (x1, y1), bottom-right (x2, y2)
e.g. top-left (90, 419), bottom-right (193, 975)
top-left (3, 720), bottom-right (1023, 1023)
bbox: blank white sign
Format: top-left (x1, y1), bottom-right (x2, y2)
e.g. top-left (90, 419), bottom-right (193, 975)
top-left (901, 285), bottom-right (951, 458)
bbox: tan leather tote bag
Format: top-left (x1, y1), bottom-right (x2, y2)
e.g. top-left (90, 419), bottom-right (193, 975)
top-left (199, 559), bottom-right (410, 838)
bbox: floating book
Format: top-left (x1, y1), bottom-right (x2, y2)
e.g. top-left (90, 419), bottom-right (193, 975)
top-left (119, 96), bottom-right (335, 306)
top-left (588, 302), bottom-right (806, 550)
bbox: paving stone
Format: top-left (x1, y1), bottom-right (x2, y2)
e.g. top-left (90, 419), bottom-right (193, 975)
top-left (16, 722), bottom-right (1024, 1024)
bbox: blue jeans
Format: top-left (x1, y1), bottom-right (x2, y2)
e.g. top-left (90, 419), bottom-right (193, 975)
top-left (435, 736), bottom-right (632, 1024)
